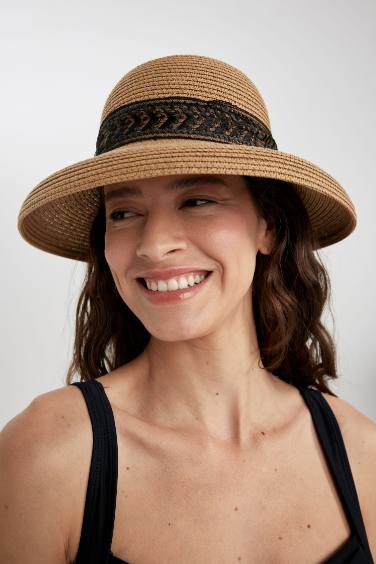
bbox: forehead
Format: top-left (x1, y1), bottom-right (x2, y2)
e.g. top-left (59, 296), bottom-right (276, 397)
top-left (103, 174), bottom-right (244, 202)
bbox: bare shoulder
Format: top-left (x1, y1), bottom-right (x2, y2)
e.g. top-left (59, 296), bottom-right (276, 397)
top-left (1, 384), bottom-right (92, 466)
top-left (1, 381), bottom-right (91, 482)
top-left (321, 391), bottom-right (376, 558)
top-left (320, 390), bottom-right (376, 448)
top-left (0, 385), bottom-right (92, 564)
top-left (320, 390), bottom-right (376, 475)
top-left (1, 384), bottom-right (88, 465)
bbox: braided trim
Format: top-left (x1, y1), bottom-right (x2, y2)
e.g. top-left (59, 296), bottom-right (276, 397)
top-left (95, 96), bottom-right (278, 156)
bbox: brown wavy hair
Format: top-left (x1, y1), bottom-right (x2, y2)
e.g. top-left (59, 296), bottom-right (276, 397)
top-left (65, 176), bottom-right (339, 396)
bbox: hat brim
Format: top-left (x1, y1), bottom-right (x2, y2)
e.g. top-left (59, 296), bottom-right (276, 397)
top-left (18, 138), bottom-right (357, 261)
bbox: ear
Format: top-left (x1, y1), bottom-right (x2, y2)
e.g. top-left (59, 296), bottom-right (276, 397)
top-left (257, 217), bottom-right (275, 255)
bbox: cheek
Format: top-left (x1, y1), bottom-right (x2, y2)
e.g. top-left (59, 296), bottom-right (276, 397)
top-left (211, 216), bottom-right (256, 253)
top-left (104, 236), bottom-right (116, 267)
top-left (213, 218), bottom-right (258, 286)
top-left (104, 232), bottom-right (130, 270)
top-left (104, 239), bottom-right (132, 293)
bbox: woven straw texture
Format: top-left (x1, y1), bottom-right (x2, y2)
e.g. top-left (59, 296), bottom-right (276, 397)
top-left (17, 54), bottom-right (357, 261)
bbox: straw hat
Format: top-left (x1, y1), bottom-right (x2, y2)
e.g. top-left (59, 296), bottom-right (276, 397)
top-left (17, 54), bottom-right (357, 261)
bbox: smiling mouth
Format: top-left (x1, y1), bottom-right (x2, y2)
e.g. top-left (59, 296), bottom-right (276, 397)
top-left (137, 272), bottom-right (211, 290)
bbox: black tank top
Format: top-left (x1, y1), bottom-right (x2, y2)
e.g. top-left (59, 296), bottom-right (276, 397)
top-left (70, 379), bottom-right (374, 563)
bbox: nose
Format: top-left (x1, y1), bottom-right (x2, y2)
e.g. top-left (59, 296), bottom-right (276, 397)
top-left (136, 209), bottom-right (188, 260)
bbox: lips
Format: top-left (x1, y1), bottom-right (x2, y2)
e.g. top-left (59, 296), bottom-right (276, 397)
top-left (136, 268), bottom-right (212, 280)
top-left (137, 270), bottom-right (213, 304)
top-left (138, 271), bottom-right (210, 289)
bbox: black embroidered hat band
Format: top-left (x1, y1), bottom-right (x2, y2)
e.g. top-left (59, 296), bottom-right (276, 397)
top-left (17, 54), bottom-right (357, 261)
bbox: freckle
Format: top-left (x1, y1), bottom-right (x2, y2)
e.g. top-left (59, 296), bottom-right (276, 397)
top-left (4, 503), bottom-right (8, 509)
top-left (234, 506), bottom-right (238, 511)
top-left (278, 536), bottom-right (283, 540)
top-left (216, 392), bottom-right (219, 396)
top-left (237, 557), bottom-right (242, 561)
top-left (168, 522), bottom-right (171, 526)
top-left (126, 466), bottom-right (130, 470)
top-left (260, 431), bottom-right (265, 435)
top-left (307, 524), bottom-right (311, 528)
top-left (274, 468), bottom-right (278, 471)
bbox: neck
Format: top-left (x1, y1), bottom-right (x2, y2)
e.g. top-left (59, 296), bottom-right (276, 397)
top-left (136, 329), bottom-right (287, 451)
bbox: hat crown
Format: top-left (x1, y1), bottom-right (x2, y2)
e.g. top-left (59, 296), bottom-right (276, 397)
top-left (18, 54), bottom-right (357, 261)
top-left (100, 54), bottom-right (272, 131)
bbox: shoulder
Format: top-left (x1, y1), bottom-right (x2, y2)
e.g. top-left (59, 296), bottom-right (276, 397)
top-left (0, 382), bottom-right (92, 491)
top-left (321, 391), bottom-right (376, 558)
top-left (320, 391), bottom-right (376, 479)
top-left (0, 384), bottom-right (87, 462)
top-left (0, 385), bottom-right (93, 563)
top-left (320, 390), bottom-right (376, 449)
top-left (1, 384), bottom-right (92, 460)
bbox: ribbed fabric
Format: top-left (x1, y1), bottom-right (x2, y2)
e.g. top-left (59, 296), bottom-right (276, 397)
top-left (296, 386), bottom-right (374, 563)
top-left (70, 380), bottom-right (119, 564)
top-left (70, 379), bottom-right (373, 564)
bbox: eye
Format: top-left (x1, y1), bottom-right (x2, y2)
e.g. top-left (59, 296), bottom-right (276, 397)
top-left (108, 210), bottom-right (133, 222)
top-left (108, 198), bottom-right (216, 222)
top-left (183, 198), bottom-right (215, 208)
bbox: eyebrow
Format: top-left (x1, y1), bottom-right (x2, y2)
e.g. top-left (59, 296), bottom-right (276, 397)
top-left (103, 175), bottom-right (229, 202)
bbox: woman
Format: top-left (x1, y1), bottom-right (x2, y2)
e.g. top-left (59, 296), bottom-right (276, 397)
top-left (1, 54), bottom-right (375, 563)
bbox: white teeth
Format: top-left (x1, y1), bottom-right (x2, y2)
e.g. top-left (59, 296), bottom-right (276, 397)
top-left (145, 273), bottom-right (208, 292)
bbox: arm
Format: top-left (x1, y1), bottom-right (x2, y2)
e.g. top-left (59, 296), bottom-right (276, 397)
top-left (0, 395), bottom-right (72, 564)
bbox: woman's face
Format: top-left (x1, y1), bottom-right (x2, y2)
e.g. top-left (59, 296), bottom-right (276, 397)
top-left (103, 174), bottom-right (274, 340)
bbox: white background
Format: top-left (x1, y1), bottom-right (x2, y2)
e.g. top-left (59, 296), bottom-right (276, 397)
top-left (1, 0), bottom-right (375, 429)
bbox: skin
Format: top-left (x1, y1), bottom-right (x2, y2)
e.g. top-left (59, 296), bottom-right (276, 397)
top-left (103, 173), bottom-right (285, 451)
top-left (1, 173), bottom-right (375, 563)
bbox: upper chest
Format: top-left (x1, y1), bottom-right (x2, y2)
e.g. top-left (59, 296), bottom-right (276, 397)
top-left (67, 387), bottom-right (362, 564)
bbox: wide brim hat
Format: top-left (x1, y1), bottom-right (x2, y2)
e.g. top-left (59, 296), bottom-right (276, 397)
top-left (17, 54), bottom-right (357, 261)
